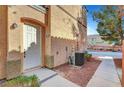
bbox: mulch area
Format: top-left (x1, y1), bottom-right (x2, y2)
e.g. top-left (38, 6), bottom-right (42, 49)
top-left (114, 58), bottom-right (122, 81)
top-left (114, 59), bottom-right (122, 69)
top-left (54, 57), bottom-right (101, 87)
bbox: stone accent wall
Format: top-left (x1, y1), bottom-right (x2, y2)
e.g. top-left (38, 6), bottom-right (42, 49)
top-left (6, 60), bottom-right (22, 79)
top-left (45, 55), bottom-right (54, 68)
top-left (0, 6), bottom-right (7, 79)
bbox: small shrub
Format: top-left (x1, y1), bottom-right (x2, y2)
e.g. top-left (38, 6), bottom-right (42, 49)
top-left (84, 52), bottom-right (92, 61)
top-left (2, 75), bottom-right (40, 87)
top-left (30, 75), bottom-right (40, 87)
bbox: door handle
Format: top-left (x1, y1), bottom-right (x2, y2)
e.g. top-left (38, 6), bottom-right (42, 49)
top-left (24, 49), bottom-right (26, 58)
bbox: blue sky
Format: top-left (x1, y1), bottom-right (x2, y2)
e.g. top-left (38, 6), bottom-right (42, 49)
top-left (86, 5), bottom-right (104, 35)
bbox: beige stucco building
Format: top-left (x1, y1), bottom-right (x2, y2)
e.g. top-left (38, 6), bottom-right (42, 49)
top-left (0, 5), bottom-right (87, 79)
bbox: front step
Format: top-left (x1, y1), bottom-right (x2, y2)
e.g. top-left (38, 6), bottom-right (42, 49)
top-left (40, 73), bottom-right (58, 83)
top-left (23, 68), bottom-right (57, 83)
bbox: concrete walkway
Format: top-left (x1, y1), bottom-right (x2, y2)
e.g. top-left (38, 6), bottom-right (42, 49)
top-left (24, 67), bottom-right (79, 87)
top-left (42, 75), bottom-right (79, 87)
top-left (87, 57), bottom-right (121, 87)
top-left (24, 67), bottom-right (57, 82)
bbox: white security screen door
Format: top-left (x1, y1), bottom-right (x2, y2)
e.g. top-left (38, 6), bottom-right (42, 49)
top-left (23, 24), bottom-right (42, 70)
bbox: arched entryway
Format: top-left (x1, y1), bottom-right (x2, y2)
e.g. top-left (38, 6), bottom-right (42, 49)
top-left (21, 17), bottom-right (46, 71)
top-left (23, 24), bottom-right (42, 70)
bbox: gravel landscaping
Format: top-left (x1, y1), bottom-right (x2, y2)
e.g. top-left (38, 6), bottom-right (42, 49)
top-left (54, 57), bottom-right (101, 87)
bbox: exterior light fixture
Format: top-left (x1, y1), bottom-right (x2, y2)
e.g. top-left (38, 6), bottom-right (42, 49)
top-left (11, 23), bottom-right (18, 29)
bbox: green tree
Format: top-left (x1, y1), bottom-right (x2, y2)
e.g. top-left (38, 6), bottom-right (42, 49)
top-left (92, 5), bottom-right (124, 45)
top-left (92, 5), bottom-right (124, 87)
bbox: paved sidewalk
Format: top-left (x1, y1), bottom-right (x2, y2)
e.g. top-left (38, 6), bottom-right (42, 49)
top-left (87, 57), bottom-right (121, 87)
top-left (42, 75), bottom-right (79, 87)
top-left (24, 67), bottom-right (79, 87)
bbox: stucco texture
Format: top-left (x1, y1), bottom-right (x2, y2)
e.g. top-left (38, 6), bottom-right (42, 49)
top-left (51, 6), bottom-right (82, 40)
top-left (7, 6), bottom-right (46, 76)
top-left (51, 6), bottom-right (87, 67)
top-left (8, 5), bottom-right (45, 53)
top-left (51, 37), bottom-right (76, 67)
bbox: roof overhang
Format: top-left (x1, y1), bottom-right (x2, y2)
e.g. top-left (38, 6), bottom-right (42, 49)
top-left (29, 5), bottom-right (47, 14)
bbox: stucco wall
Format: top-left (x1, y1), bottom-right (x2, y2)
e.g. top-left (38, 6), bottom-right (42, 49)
top-left (7, 6), bottom-right (45, 63)
top-left (4, 6), bottom-right (47, 76)
top-left (51, 5), bottom-right (87, 51)
top-left (0, 5), bottom-right (87, 75)
top-left (8, 6), bottom-right (45, 52)
top-left (51, 35), bottom-right (87, 67)
top-left (0, 6), bottom-right (7, 79)
top-left (78, 26), bottom-right (87, 52)
top-left (51, 37), bottom-right (76, 67)
top-left (51, 5), bottom-right (83, 40)
top-left (50, 6), bottom-right (87, 67)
